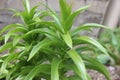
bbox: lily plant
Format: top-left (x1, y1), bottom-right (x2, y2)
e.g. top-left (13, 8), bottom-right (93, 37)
top-left (0, 0), bottom-right (111, 80)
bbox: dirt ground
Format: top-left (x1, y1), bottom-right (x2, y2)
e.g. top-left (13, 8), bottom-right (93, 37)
top-left (88, 66), bottom-right (120, 80)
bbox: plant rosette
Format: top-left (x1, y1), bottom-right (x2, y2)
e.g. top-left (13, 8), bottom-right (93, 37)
top-left (0, 0), bottom-right (111, 80)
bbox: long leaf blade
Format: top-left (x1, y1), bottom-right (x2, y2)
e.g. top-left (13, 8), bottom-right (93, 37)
top-left (75, 36), bottom-right (109, 55)
top-left (81, 55), bottom-right (111, 80)
top-left (59, 0), bottom-right (71, 20)
top-left (0, 24), bottom-right (24, 35)
top-left (51, 58), bottom-right (61, 80)
top-left (0, 42), bottom-right (12, 53)
top-left (22, 0), bottom-right (30, 14)
top-left (27, 39), bottom-right (51, 61)
top-left (65, 6), bottom-right (89, 31)
top-left (13, 35), bottom-right (21, 46)
top-left (67, 49), bottom-right (88, 80)
top-left (72, 23), bottom-right (110, 36)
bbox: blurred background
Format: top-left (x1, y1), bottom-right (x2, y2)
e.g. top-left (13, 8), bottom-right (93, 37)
top-left (0, 0), bottom-right (120, 37)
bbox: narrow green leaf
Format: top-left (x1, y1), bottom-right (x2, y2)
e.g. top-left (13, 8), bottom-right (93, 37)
top-left (62, 32), bottom-right (72, 48)
top-left (71, 65), bottom-right (84, 80)
top-left (81, 55), bottom-right (111, 80)
top-left (15, 75), bottom-right (25, 80)
top-left (45, 30), bottom-right (60, 41)
top-left (33, 10), bottom-right (47, 19)
top-left (13, 35), bottom-right (21, 46)
top-left (30, 5), bottom-right (39, 18)
top-left (51, 58), bottom-right (61, 80)
top-left (43, 3), bottom-right (64, 33)
top-left (67, 49), bottom-right (88, 80)
top-left (18, 51), bottom-right (26, 58)
top-left (75, 36), bottom-right (109, 55)
top-left (22, 0), bottom-right (30, 14)
top-left (23, 28), bottom-right (59, 42)
top-left (4, 26), bottom-right (27, 44)
top-left (65, 6), bottom-right (89, 31)
top-left (24, 64), bottom-right (50, 80)
top-left (69, 61), bottom-right (92, 80)
top-left (59, 0), bottom-right (67, 19)
top-left (10, 27), bottom-right (28, 33)
top-left (72, 5), bottom-right (89, 16)
top-left (23, 28), bottom-right (47, 38)
top-left (76, 46), bottom-right (95, 53)
top-left (4, 32), bottom-right (17, 44)
top-left (7, 61), bottom-right (32, 80)
top-left (25, 0), bottom-right (30, 13)
top-left (1, 53), bottom-right (18, 74)
top-left (72, 23), bottom-right (110, 36)
top-left (59, 0), bottom-right (71, 20)
top-left (51, 14), bottom-right (64, 33)
top-left (0, 24), bottom-right (24, 35)
top-left (0, 42), bottom-right (12, 53)
top-left (27, 39), bottom-right (51, 61)
top-left (4, 34), bottom-right (10, 44)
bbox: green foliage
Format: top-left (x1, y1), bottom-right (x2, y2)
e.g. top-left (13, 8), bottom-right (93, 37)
top-left (99, 28), bottom-right (120, 65)
top-left (0, 0), bottom-right (111, 80)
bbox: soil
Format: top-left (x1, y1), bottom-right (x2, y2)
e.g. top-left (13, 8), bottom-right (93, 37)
top-left (88, 66), bottom-right (120, 80)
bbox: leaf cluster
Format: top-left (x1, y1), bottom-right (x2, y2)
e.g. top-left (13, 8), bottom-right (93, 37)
top-left (0, 0), bottom-right (111, 80)
top-left (99, 28), bottom-right (120, 65)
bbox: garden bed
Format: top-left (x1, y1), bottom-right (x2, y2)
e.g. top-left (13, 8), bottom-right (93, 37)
top-left (88, 66), bottom-right (120, 80)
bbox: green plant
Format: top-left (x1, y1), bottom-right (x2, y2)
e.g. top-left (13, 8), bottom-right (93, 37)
top-left (0, 0), bottom-right (111, 80)
top-left (99, 28), bottom-right (120, 65)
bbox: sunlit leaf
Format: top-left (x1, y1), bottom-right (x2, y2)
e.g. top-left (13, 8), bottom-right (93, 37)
top-left (0, 42), bottom-right (12, 53)
top-left (22, 0), bottom-right (30, 14)
top-left (67, 49), bottom-right (88, 80)
top-left (0, 24), bottom-right (24, 35)
top-left (59, 0), bottom-right (72, 20)
top-left (62, 32), bottom-right (72, 48)
top-left (13, 35), bottom-right (21, 46)
top-left (51, 58), bottom-right (62, 80)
